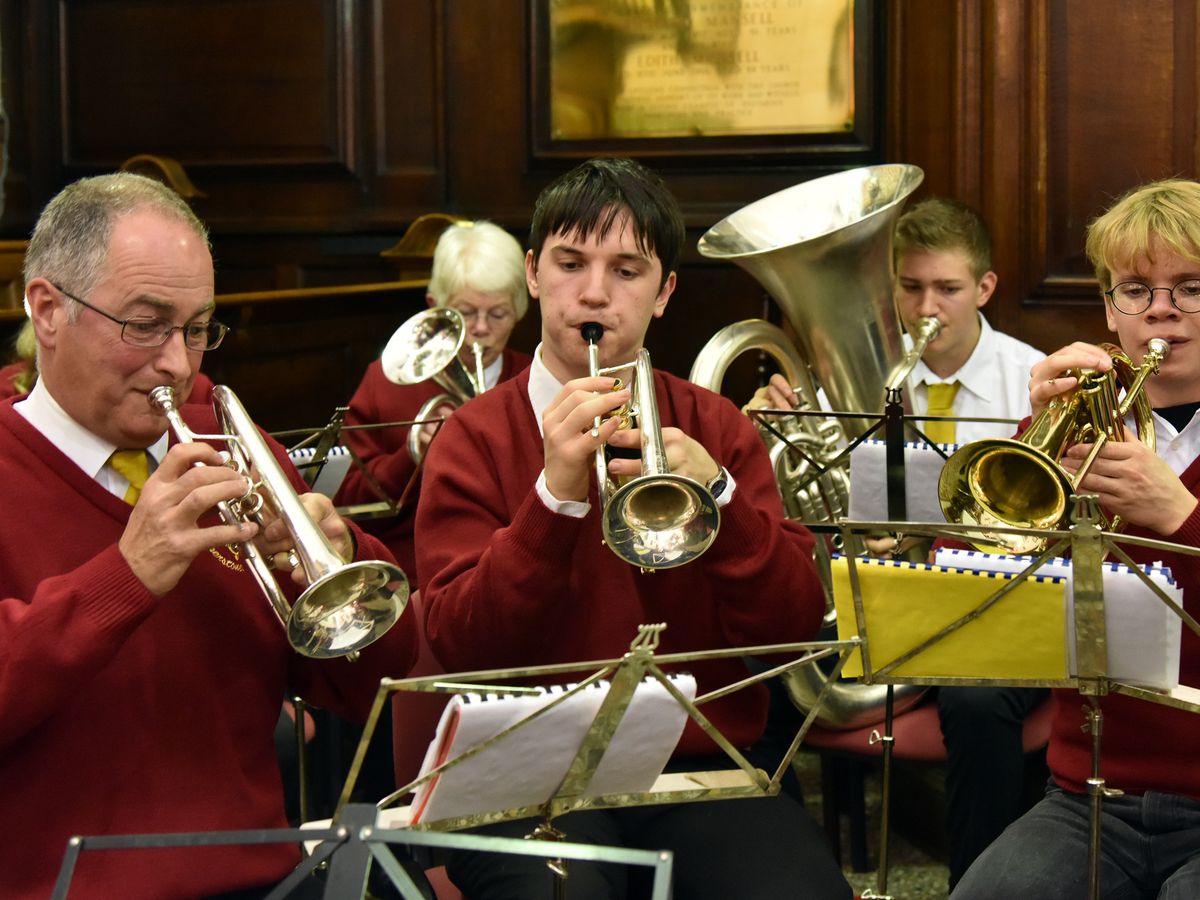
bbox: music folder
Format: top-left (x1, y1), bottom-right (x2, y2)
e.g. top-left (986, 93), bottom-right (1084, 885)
top-left (409, 673), bottom-right (697, 826)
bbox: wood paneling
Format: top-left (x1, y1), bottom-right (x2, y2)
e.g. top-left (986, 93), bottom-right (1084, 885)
top-left (4, 0), bottom-right (1200, 426)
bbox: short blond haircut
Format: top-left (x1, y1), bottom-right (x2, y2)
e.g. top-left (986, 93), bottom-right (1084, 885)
top-left (1085, 178), bottom-right (1200, 290)
top-left (427, 220), bottom-right (529, 320)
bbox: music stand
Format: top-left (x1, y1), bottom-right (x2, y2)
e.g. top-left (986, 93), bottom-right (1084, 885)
top-left (832, 503), bottom-right (1200, 900)
top-left (273, 408), bottom-right (446, 521)
top-left (319, 623), bottom-right (863, 895)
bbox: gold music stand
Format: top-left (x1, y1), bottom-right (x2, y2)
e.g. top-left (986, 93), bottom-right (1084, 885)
top-left (273, 409), bottom-right (447, 520)
top-left (830, 500), bottom-right (1200, 900)
top-left (323, 624), bottom-right (862, 897)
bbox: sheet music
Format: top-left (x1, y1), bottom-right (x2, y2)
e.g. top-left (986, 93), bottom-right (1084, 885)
top-left (287, 444), bottom-right (352, 497)
top-left (832, 555), bottom-right (1068, 680)
top-left (848, 438), bottom-right (954, 523)
top-left (934, 549), bottom-right (1182, 690)
top-left (410, 674), bottom-right (696, 825)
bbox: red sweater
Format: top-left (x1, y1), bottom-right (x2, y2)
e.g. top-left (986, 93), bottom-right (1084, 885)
top-left (1047, 452), bottom-right (1200, 798)
top-left (0, 400), bottom-right (418, 900)
top-left (415, 366), bottom-right (825, 755)
top-left (335, 347), bottom-right (531, 587)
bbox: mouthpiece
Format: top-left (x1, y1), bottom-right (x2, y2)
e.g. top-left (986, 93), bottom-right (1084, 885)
top-left (1147, 337), bottom-right (1170, 361)
top-left (581, 322), bottom-right (604, 344)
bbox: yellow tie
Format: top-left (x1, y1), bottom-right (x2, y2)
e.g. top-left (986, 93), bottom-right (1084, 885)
top-left (109, 449), bottom-right (150, 505)
top-left (924, 382), bottom-right (960, 444)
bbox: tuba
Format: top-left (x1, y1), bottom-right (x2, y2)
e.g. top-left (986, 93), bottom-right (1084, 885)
top-left (939, 338), bottom-right (1169, 553)
top-left (585, 324), bottom-right (720, 571)
top-left (692, 164), bottom-right (927, 729)
top-left (151, 385), bottom-right (409, 659)
top-left (380, 307), bottom-right (487, 464)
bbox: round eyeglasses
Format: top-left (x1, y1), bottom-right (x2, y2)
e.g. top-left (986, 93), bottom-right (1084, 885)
top-left (54, 284), bottom-right (229, 350)
top-left (1104, 280), bottom-right (1200, 315)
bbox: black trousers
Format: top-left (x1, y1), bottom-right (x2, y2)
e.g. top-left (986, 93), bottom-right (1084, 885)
top-left (444, 751), bottom-right (852, 900)
top-left (937, 685), bottom-right (1049, 890)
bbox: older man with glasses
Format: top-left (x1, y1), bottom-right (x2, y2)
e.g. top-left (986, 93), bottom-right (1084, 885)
top-left (0, 172), bottom-right (421, 900)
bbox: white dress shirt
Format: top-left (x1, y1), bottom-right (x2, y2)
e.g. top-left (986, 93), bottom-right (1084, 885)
top-left (907, 313), bottom-right (1045, 443)
top-left (15, 379), bottom-right (167, 499)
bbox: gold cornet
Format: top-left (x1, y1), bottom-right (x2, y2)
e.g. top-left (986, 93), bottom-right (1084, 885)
top-left (150, 385), bottom-right (409, 659)
top-left (583, 323), bottom-right (720, 571)
top-left (938, 338), bottom-right (1169, 553)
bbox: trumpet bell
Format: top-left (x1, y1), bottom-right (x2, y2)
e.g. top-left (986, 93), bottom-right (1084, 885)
top-left (288, 559), bottom-right (409, 659)
top-left (603, 473), bottom-right (719, 570)
top-left (938, 438), bottom-right (1073, 554)
top-left (381, 308), bottom-right (471, 396)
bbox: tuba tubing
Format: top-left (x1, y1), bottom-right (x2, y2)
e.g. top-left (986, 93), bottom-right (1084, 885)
top-left (693, 166), bottom-right (928, 729)
top-left (150, 385), bottom-right (409, 659)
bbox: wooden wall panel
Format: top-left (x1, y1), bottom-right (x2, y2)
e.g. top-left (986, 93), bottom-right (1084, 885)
top-left (1013, 0), bottom-right (1198, 350)
top-left (62, 0), bottom-right (352, 169)
top-left (7, 0), bottom-right (1200, 428)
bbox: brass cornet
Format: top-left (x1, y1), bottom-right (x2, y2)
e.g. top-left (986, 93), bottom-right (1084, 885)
top-left (583, 324), bottom-right (720, 571)
top-left (380, 307), bottom-right (487, 464)
top-left (938, 338), bottom-right (1169, 553)
top-left (150, 385), bottom-right (409, 659)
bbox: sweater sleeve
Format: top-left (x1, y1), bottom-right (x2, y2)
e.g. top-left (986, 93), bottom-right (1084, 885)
top-left (416, 407), bottom-right (600, 673)
top-left (0, 546), bottom-right (158, 751)
top-left (689, 394), bottom-right (827, 646)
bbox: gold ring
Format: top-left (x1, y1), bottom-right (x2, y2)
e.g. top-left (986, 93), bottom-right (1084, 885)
top-left (1047, 378), bottom-right (1056, 387)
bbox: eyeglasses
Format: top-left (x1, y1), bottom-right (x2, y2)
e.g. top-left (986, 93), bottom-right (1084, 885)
top-left (1104, 280), bottom-right (1200, 315)
top-left (450, 305), bottom-right (514, 325)
top-left (53, 284), bottom-right (229, 350)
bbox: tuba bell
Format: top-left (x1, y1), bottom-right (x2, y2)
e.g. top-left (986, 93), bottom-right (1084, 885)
top-left (380, 307), bottom-right (487, 464)
top-left (939, 338), bottom-right (1169, 553)
top-left (151, 385), bottom-right (409, 659)
top-left (692, 164), bottom-right (928, 729)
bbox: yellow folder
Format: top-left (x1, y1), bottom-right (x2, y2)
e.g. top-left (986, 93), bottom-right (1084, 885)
top-left (832, 556), bottom-right (1069, 681)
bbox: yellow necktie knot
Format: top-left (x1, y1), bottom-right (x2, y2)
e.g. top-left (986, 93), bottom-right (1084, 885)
top-left (924, 381), bottom-right (961, 444)
top-left (109, 449), bottom-right (150, 505)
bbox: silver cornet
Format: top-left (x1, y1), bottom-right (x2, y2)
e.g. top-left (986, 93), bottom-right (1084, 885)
top-left (583, 324), bottom-right (720, 571)
top-left (380, 307), bottom-right (486, 464)
top-left (150, 385), bottom-right (409, 659)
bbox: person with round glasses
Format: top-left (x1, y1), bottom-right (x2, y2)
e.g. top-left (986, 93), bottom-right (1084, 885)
top-left (336, 219), bottom-right (532, 588)
top-left (953, 178), bottom-right (1200, 899)
top-left (0, 172), bottom-right (421, 900)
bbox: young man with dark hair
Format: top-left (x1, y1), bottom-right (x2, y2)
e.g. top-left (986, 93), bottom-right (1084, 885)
top-left (415, 158), bottom-right (851, 900)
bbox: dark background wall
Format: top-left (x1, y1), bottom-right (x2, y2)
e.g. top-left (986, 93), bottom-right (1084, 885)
top-left (0, 0), bottom-right (1194, 430)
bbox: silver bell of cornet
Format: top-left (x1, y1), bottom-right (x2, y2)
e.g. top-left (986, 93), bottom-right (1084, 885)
top-left (585, 324), bottom-right (720, 570)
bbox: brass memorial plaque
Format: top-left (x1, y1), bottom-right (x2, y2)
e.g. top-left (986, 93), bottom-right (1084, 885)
top-left (548, 0), bottom-right (856, 141)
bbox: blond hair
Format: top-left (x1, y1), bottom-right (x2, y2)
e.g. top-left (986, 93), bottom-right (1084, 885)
top-left (1085, 179), bottom-right (1200, 290)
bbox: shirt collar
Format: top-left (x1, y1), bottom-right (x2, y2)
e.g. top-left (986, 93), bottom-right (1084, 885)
top-left (15, 378), bottom-right (169, 479)
top-left (527, 343), bottom-right (564, 436)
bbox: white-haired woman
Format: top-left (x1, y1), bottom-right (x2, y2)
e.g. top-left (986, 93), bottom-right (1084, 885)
top-left (336, 219), bottom-right (532, 587)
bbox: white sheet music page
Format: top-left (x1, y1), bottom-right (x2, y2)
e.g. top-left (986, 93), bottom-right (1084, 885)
top-left (848, 438), bottom-right (954, 524)
top-left (410, 674), bottom-right (695, 825)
